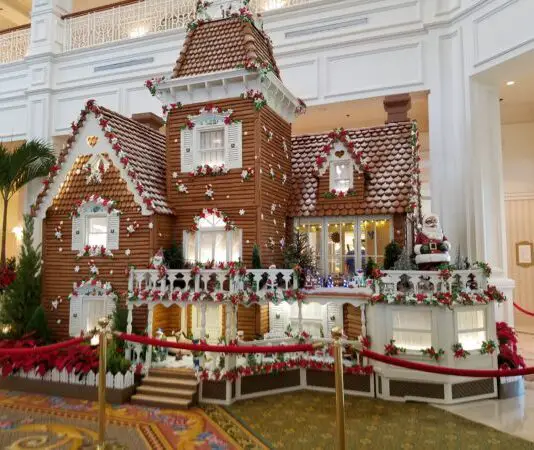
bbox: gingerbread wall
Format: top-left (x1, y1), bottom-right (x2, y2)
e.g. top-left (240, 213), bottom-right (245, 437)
top-left (166, 98), bottom-right (292, 268)
top-left (41, 155), bottom-right (169, 340)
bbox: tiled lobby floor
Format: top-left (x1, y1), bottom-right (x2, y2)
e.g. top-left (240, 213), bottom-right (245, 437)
top-left (437, 332), bottom-right (534, 444)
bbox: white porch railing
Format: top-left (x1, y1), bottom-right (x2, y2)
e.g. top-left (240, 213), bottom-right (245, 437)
top-left (14, 368), bottom-right (135, 389)
top-left (378, 269), bottom-right (488, 296)
top-left (129, 267), bottom-right (297, 302)
top-left (0, 27), bottom-right (30, 64)
top-left (63, 0), bottom-right (197, 52)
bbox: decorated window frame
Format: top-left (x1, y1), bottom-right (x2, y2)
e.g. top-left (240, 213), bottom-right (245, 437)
top-left (71, 197), bottom-right (120, 253)
top-left (68, 279), bottom-right (115, 336)
top-left (329, 146), bottom-right (354, 193)
top-left (183, 210), bottom-right (242, 263)
top-left (180, 106), bottom-right (242, 173)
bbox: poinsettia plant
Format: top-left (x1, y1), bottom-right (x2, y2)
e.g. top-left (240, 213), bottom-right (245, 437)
top-left (497, 321), bottom-right (525, 369)
top-left (452, 343), bottom-right (470, 359)
top-left (384, 339), bottom-right (406, 356)
top-left (421, 346), bottom-right (445, 362)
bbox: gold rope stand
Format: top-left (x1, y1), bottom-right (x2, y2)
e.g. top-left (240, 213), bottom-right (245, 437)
top-left (332, 327), bottom-right (346, 450)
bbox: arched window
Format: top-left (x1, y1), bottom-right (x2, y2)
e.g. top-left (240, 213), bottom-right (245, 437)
top-left (184, 213), bottom-right (242, 263)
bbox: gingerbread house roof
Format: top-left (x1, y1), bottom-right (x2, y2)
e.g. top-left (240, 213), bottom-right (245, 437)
top-left (290, 122), bottom-right (416, 216)
top-left (171, 18), bottom-right (280, 79)
top-left (32, 101), bottom-right (172, 217)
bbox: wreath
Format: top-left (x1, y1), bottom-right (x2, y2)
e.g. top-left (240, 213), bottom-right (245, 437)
top-left (330, 231), bottom-right (341, 243)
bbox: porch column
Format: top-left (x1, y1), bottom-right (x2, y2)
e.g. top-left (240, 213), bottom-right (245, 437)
top-left (126, 304), bottom-right (133, 334)
top-left (225, 305), bottom-right (232, 340)
top-left (297, 301), bottom-right (303, 333)
top-left (145, 305), bottom-right (154, 369)
top-left (200, 303), bottom-right (207, 340)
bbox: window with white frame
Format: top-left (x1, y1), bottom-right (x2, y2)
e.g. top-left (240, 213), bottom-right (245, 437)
top-left (86, 216), bottom-right (108, 247)
top-left (180, 112), bottom-right (242, 172)
top-left (330, 159), bottom-right (353, 192)
top-left (456, 309), bottom-right (487, 351)
top-left (71, 202), bottom-right (119, 251)
top-left (184, 214), bottom-right (242, 263)
top-left (199, 128), bottom-right (225, 166)
top-left (391, 309), bottom-right (432, 350)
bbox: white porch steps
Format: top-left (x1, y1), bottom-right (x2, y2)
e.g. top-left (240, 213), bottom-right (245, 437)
top-left (131, 368), bottom-right (198, 409)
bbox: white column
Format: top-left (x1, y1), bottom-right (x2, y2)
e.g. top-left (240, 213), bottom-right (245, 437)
top-left (468, 79), bottom-right (515, 324)
top-left (146, 305), bottom-right (154, 369)
top-left (29, 0), bottom-right (72, 56)
top-left (200, 303), bottom-right (207, 340)
top-left (297, 301), bottom-right (303, 333)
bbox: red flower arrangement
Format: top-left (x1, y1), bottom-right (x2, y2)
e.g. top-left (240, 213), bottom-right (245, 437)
top-left (480, 340), bottom-right (497, 355)
top-left (384, 339), bottom-right (406, 356)
top-left (322, 189), bottom-right (356, 199)
top-left (452, 343), bottom-right (470, 359)
top-left (420, 346), bottom-right (445, 362)
top-left (497, 321), bottom-right (525, 369)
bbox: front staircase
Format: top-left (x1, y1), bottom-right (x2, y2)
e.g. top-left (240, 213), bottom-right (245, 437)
top-left (131, 368), bottom-right (199, 409)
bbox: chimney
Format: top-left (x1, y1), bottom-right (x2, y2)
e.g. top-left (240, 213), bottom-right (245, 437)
top-left (132, 112), bottom-right (165, 131)
top-left (383, 94), bottom-right (411, 123)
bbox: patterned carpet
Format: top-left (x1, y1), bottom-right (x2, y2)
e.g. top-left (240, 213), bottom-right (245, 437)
top-left (1, 389), bottom-right (533, 449)
top-left (222, 391), bottom-right (534, 449)
top-left (0, 390), bottom-right (265, 449)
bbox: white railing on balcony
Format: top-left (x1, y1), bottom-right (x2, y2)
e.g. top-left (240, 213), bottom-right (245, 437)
top-left (62, 0), bottom-right (323, 53)
top-left (0, 27), bottom-right (30, 64)
top-left (129, 268), bottom-right (297, 303)
top-left (63, 0), bottom-right (197, 52)
top-left (378, 269), bottom-right (488, 297)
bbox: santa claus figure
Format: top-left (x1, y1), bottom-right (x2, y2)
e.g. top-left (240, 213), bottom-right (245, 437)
top-left (414, 214), bottom-right (451, 269)
top-left (149, 248), bottom-right (165, 269)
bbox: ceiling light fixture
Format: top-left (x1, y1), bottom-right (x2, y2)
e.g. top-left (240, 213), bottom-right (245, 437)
top-left (506, 81), bottom-right (515, 86)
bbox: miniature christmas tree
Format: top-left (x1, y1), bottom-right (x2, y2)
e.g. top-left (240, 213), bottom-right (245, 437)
top-left (252, 244), bottom-right (262, 269)
top-left (1, 215), bottom-right (43, 336)
top-left (164, 241), bottom-right (184, 269)
top-left (384, 241), bottom-right (403, 269)
top-left (393, 247), bottom-right (417, 271)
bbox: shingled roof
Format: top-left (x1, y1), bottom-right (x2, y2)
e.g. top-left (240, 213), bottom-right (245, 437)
top-left (32, 101), bottom-right (171, 216)
top-left (172, 18), bottom-right (280, 79)
top-left (290, 122), bottom-right (415, 216)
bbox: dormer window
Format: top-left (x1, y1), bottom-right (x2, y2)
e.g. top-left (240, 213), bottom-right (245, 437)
top-left (331, 160), bottom-right (353, 192)
top-left (180, 107), bottom-right (242, 172)
top-left (329, 150), bottom-right (353, 192)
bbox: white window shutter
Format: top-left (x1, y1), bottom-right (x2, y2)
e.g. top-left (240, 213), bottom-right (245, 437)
top-left (231, 229), bottom-right (242, 262)
top-left (183, 230), bottom-right (196, 263)
top-left (107, 214), bottom-right (119, 250)
top-left (69, 295), bottom-right (83, 336)
top-left (71, 216), bottom-right (84, 251)
top-left (105, 295), bottom-right (116, 320)
top-left (181, 128), bottom-right (194, 172)
top-left (225, 122), bottom-right (242, 169)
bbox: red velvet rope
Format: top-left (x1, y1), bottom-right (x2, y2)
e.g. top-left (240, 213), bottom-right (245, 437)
top-left (513, 302), bottom-right (534, 317)
top-left (361, 348), bottom-right (534, 377)
top-left (0, 336), bottom-right (89, 357)
top-left (118, 333), bottom-right (315, 354)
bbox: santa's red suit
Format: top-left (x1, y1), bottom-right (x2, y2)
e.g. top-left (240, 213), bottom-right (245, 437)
top-left (414, 214), bottom-right (451, 268)
top-left (415, 233), bottom-right (450, 254)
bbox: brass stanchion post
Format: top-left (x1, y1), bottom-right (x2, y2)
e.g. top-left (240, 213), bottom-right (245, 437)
top-left (332, 327), bottom-right (346, 450)
top-left (97, 317), bottom-right (110, 449)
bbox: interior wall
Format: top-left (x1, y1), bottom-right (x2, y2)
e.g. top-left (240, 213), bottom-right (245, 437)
top-left (502, 122), bottom-right (534, 332)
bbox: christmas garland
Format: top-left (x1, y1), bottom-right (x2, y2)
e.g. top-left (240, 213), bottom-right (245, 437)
top-left (241, 90), bottom-right (267, 110)
top-left (70, 195), bottom-right (120, 219)
top-left (76, 245), bottom-right (114, 259)
top-left (237, 57), bottom-right (274, 80)
top-left (421, 346), bottom-right (445, 362)
top-left (190, 208), bottom-right (236, 232)
top-left (144, 77), bottom-right (165, 96)
top-left (369, 286), bottom-right (506, 308)
top-left (198, 358), bottom-right (373, 382)
top-left (240, 168), bottom-right (254, 182)
top-left (68, 277), bottom-right (113, 301)
top-left (452, 343), bottom-right (470, 359)
top-left (162, 102), bottom-right (182, 121)
top-left (189, 164), bottom-right (230, 177)
top-left (384, 339), bottom-right (406, 356)
top-left (407, 121), bottom-right (422, 223)
top-left (31, 99), bottom-right (158, 216)
top-left (322, 188), bottom-right (356, 199)
top-left (313, 128), bottom-right (368, 176)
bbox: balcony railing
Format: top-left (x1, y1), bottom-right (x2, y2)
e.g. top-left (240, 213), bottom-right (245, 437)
top-left (0, 25), bottom-right (30, 64)
top-left (128, 267), bottom-right (298, 304)
top-left (63, 0), bottom-right (197, 52)
top-left (62, 0), bottom-right (322, 53)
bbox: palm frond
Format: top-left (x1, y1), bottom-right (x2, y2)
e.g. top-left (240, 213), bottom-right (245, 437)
top-left (0, 140), bottom-right (56, 199)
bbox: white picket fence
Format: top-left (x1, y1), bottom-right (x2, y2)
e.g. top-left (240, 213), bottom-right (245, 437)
top-left (13, 368), bottom-right (135, 389)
